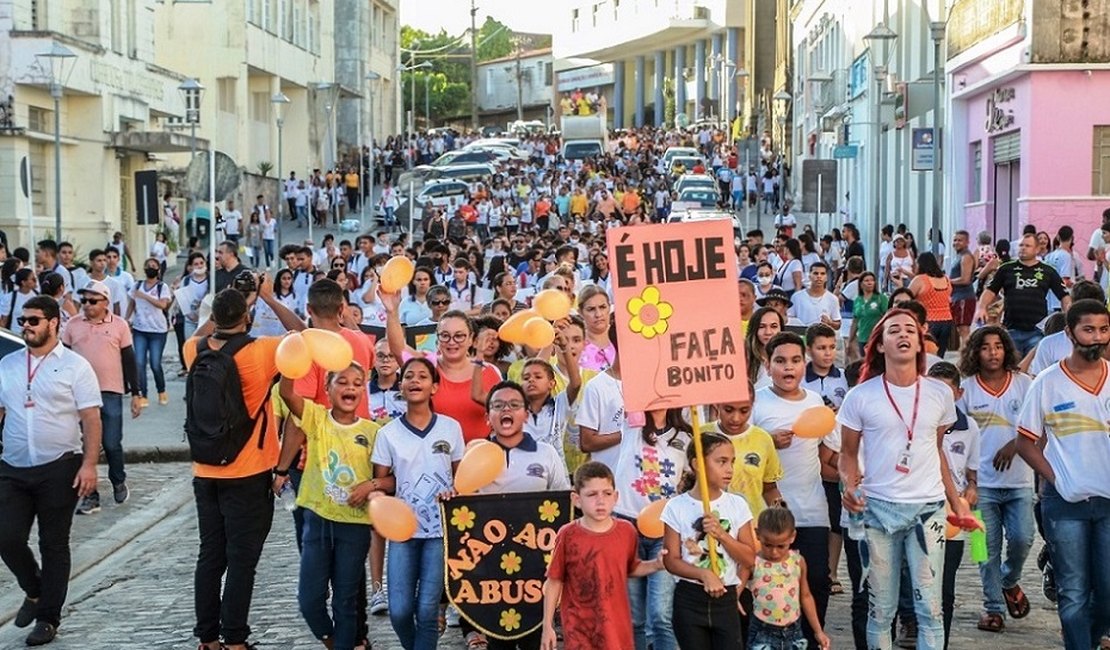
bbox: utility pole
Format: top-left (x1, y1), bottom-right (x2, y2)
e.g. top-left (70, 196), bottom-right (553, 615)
top-left (515, 46), bottom-right (524, 122)
top-left (470, 0), bottom-right (479, 130)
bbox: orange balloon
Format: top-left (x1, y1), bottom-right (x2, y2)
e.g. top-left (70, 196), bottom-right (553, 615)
top-left (301, 328), bottom-right (355, 372)
top-left (793, 405), bottom-right (836, 439)
top-left (276, 332), bottom-right (313, 379)
top-left (380, 256), bottom-right (415, 293)
top-left (533, 289), bottom-right (573, 321)
top-left (369, 496), bottom-right (418, 542)
top-left (522, 317), bottom-right (556, 349)
top-left (945, 497), bottom-right (970, 540)
top-left (925, 339), bottom-right (939, 355)
top-left (498, 309), bottom-right (539, 344)
top-left (637, 499), bottom-right (667, 538)
top-left (454, 440), bottom-right (505, 494)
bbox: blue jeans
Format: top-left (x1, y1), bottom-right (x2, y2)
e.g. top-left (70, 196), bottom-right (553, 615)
top-left (387, 537), bottom-right (444, 650)
top-left (1040, 482), bottom-right (1110, 650)
top-left (748, 617), bottom-right (807, 650)
top-left (863, 499), bottom-right (946, 650)
top-left (628, 533), bottom-right (676, 650)
top-left (296, 205), bottom-right (308, 227)
top-left (298, 509), bottom-right (372, 650)
top-left (383, 207), bottom-right (396, 227)
top-left (262, 239), bottom-right (275, 267)
top-left (977, 486), bottom-right (1034, 615)
top-left (1007, 328), bottom-right (1043, 357)
top-left (132, 330), bottom-right (167, 396)
top-left (98, 392), bottom-right (126, 489)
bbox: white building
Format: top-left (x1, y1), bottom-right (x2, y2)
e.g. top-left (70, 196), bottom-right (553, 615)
top-left (476, 48), bottom-right (554, 127)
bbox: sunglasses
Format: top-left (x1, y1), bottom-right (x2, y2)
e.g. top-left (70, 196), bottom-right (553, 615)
top-left (16, 316), bottom-right (48, 327)
top-left (80, 298), bottom-right (105, 305)
top-left (430, 299), bottom-right (451, 306)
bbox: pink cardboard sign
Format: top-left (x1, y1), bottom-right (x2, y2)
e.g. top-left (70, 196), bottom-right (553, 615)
top-left (608, 220), bottom-right (748, 412)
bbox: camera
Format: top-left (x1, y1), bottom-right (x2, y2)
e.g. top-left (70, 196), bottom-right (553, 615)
top-left (232, 269), bottom-right (259, 294)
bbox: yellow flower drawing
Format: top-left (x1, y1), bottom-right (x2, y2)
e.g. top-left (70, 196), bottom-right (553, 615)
top-left (538, 500), bottom-right (561, 523)
top-left (500, 551), bottom-right (523, 575)
top-left (543, 552), bottom-right (553, 566)
top-left (627, 286), bottom-right (673, 340)
top-left (450, 506), bottom-right (476, 532)
top-left (499, 608), bottom-right (522, 632)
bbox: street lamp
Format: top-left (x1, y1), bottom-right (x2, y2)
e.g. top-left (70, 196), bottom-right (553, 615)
top-left (398, 59), bottom-right (432, 134)
top-left (424, 74), bottom-right (431, 130)
top-left (36, 42), bottom-right (76, 242)
top-left (271, 91), bottom-right (290, 249)
top-left (178, 77), bottom-right (204, 245)
top-left (366, 71), bottom-right (381, 220)
top-left (930, 18), bottom-right (947, 257)
top-left (773, 90), bottom-right (792, 210)
top-left (864, 22), bottom-right (898, 273)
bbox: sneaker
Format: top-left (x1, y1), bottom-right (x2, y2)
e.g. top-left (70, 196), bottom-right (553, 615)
top-left (113, 482), bottom-right (129, 505)
top-left (896, 619), bottom-right (917, 648)
top-left (139, 397), bottom-right (150, 409)
top-left (445, 604), bottom-right (461, 628)
top-left (25, 621), bottom-right (57, 647)
top-left (15, 597), bottom-right (37, 628)
top-left (75, 493), bottom-right (101, 515)
top-left (158, 392), bottom-right (169, 405)
top-left (369, 587), bottom-right (389, 615)
top-left (1042, 562), bottom-right (1058, 603)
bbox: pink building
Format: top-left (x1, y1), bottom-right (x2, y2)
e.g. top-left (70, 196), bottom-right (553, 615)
top-left (946, 4), bottom-right (1110, 272)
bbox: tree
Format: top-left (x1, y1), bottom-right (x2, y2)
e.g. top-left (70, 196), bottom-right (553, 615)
top-left (476, 16), bottom-right (513, 62)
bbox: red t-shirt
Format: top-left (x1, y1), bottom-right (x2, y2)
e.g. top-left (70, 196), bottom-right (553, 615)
top-left (433, 366), bottom-right (501, 443)
top-left (547, 519), bottom-right (640, 650)
top-left (293, 327), bottom-right (376, 419)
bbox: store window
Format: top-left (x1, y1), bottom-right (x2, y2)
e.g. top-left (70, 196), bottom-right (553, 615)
top-left (970, 141), bottom-right (981, 202)
top-left (1093, 126), bottom-right (1110, 195)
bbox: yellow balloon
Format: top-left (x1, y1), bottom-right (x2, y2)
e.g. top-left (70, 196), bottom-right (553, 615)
top-left (454, 440), bottom-right (504, 494)
top-left (793, 405), bottom-right (836, 439)
top-left (369, 496), bottom-right (418, 542)
top-left (533, 289), bottom-right (573, 321)
top-left (380, 256), bottom-right (415, 294)
top-left (276, 333), bottom-right (313, 379)
top-left (498, 309), bottom-right (539, 344)
top-left (522, 317), bottom-right (556, 349)
top-left (637, 499), bottom-right (667, 538)
top-left (301, 328), bottom-right (355, 372)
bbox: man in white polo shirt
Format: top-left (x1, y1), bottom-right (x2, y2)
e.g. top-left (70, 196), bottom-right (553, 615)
top-left (1016, 298), bottom-right (1110, 650)
top-left (0, 295), bottom-right (102, 646)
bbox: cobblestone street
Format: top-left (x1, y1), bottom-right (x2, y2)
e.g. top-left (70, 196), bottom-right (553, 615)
top-left (0, 460), bottom-right (1065, 649)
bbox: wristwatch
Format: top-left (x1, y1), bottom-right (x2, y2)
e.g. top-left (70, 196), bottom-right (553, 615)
top-left (274, 467), bottom-right (289, 477)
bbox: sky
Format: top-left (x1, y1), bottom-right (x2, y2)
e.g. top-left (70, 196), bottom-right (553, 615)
top-left (398, 0), bottom-right (562, 36)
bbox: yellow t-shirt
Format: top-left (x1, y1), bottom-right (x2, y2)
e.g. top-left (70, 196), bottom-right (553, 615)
top-left (570, 194), bottom-right (588, 216)
top-left (293, 400), bottom-right (381, 525)
top-left (702, 421), bottom-right (783, 519)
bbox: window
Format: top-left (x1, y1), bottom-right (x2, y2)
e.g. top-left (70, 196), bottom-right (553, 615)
top-left (486, 68), bottom-right (493, 97)
top-left (592, 4), bottom-right (599, 27)
top-left (1094, 126), bottom-right (1110, 195)
top-left (218, 78), bottom-right (237, 113)
top-left (246, 0), bottom-right (255, 23)
top-left (28, 107), bottom-right (51, 133)
top-left (110, 0), bottom-right (123, 53)
top-left (970, 141), bottom-right (982, 202)
top-left (544, 62), bottom-right (553, 86)
top-left (571, 8), bottom-right (579, 31)
top-left (250, 92), bottom-right (269, 121)
top-left (29, 142), bottom-right (47, 215)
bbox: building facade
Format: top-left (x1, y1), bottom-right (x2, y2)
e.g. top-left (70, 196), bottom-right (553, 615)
top-left (476, 48), bottom-right (553, 128)
top-left (335, 0), bottom-right (400, 157)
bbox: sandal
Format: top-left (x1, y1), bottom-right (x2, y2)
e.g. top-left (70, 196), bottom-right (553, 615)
top-left (1003, 584), bottom-right (1031, 619)
top-left (977, 612), bottom-right (1005, 633)
top-left (465, 631), bottom-right (488, 650)
top-left (830, 580), bottom-right (844, 595)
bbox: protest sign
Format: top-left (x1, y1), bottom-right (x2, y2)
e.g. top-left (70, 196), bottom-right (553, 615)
top-left (441, 491), bottom-right (573, 640)
top-left (608, 220), bottom-right (748, 411)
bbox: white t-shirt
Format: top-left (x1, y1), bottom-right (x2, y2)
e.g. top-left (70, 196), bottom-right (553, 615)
top-left (775, 259), bottom-right (803, 292)
top-left (959, 373), bottom-right (1034, 489)
top-left (944, 411), bottom-right (981, 496)
top-left (788, 291), bottom-right (840, 326)
top-left (614, 425), bottom-right (691, 518)
top-left (1016, 360), bottom-right (1110, 502)
top-left (1030, 331), bottom-right (1072, 377)
top-left (106, 270), bottom-right (135, 316)
top-left (575, 370), bottom-right (625, 471)
top-left (661, 491), bottom-right (752, 586)
top-left (224, 209), bottom-right (243, 236)
top-left (1, 290), bottom-right (38, 334)
top-left (130, 280), bottom-right (170, 333)
top-left (837, 375), bottom-right (957, 503)
top-left (371, 414), bottom-right (465, 538)
top-left (751, 387), bottom-right (830, 527)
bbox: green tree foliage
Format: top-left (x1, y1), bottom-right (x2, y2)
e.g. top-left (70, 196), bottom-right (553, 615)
top-left (476, 16), bottom-right (513, 62)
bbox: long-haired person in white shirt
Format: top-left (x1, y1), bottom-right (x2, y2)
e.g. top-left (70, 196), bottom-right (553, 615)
top-left (838, 308), bottom-right (976, 650)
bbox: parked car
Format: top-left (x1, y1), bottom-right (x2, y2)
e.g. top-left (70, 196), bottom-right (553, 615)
top-left (674, 174), bottom-right (719, 195)
top-left (669, 155), bottom-right (706, 174)
top-left (662, 146), bottom-right (699, 169)
top-left (395, 179), bottom-right (471, 228)
top-left (667, 208), bottom-right (743, 234)
top-left (671, 188), bottom-right (719, 212)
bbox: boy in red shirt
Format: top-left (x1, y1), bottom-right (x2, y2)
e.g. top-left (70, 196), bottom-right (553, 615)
top-left (541, 462), bottom-right (665, 650)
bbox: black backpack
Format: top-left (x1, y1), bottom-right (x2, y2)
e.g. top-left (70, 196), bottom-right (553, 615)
top-left (184, 334), bottom-right (270, 465)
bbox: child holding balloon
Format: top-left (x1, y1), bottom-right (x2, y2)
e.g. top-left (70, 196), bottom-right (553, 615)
top-left (661, 433), bottom-right (757, 650)
top-left (277, 362), bottom-right (384, 650)
top-left (371, 357), bottom-right (464, 650)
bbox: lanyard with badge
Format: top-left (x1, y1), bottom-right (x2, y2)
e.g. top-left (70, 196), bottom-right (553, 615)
top-left (882, 377), bottom-right (920, 473)
top-left (26, 351), bottom-right (46, 408)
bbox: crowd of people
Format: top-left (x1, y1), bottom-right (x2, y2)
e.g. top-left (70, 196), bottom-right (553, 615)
top-left (0, 123), bottom-right (1107, 650)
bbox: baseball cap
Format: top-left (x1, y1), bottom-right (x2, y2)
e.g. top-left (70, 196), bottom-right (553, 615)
top-left (78, 279), bottom-right (112, 300)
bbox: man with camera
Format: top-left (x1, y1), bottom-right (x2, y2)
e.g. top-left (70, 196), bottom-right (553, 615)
top-left (184, 273), bottom-right (303, 650)
top-left (214, 241), bottom-right (251, 294)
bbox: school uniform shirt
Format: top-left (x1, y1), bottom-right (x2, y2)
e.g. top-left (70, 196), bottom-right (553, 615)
top-left (801, 363), bottom-right (849, 410)
top-left (1, 290), bottom-right (39, 334)
top-left (837, 376), bottom-right (957, 504)
top-left (479, 432), bottom-right (570, 493)
top-left (613, 425), bottom-right (691, 519)
top-left (367, 376), bottom-right (405, 425)
top-left (1029, 330), bottom-right (1072, 377)
top-left (522, 394), bottom-right (570, 465)
top-left (959, 372), bottom-right (1035, 489)
top-left (291, 270), bottom-right (313, 316)
top-left (752, 387), bottom-right (829, 527)
top-left (1017, 359), bottom-right (1110, 502)
top-left (575, 370), bottom-right (625, 471)
top-left (399, 297), bottom-right (433, 326)
top-left (294, 400), bottom-right (380, 524)
top-left (0, 344), bottom-right (103, 468)
top-left (661, 491), bottom-right (753, 586)
top-left (702, 421), bottom-right (783, 519)
top-left (371, 414), bottom-right (465, 538)
top-left (447, 280), bottom-right (482, 313)
top-left (943, 408), bottom-right (981, 528)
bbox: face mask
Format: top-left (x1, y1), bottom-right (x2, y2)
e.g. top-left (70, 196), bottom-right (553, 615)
top-left (192, 267), bottom-right (206, 277)
top-left (570, 237), bottom-right (579, 244)
top-left (145, 268), bottom-right (160, 279)
top-left (759, 276), bottom-right (773, 286)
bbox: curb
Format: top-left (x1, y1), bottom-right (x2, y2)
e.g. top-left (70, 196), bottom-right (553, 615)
top-left (124, 446), bottom-right (193, 464)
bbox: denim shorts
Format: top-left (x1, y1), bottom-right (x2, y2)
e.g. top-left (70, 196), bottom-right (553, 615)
top-left (748, 617), bottom-right (807, 650)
